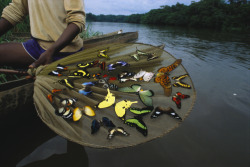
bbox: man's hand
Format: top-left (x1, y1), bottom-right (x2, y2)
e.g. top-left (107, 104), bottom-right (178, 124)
top-left (28, 23), bottom-right (80, 68)
top-left (29, 49), bottom-right (55, 68)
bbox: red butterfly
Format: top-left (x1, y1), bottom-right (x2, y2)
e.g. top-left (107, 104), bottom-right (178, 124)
top-left (172, 92), bottom-right (190, 109)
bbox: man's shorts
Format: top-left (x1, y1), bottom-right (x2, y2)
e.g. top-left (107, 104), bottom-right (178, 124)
top-left (22, 38), bottom-right (83, 61)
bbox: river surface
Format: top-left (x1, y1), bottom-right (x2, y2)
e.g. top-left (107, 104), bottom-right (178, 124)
top-left (1, 22), bottom-right (249, 167)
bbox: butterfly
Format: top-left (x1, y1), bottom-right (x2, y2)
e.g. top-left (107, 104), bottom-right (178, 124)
top-left (102, 82), bottom-right (118, 90)
top-left (172, 92), bottom-right (190, 109)
top-left (107, 127), bottom-right (129, 140)
top-left (130, 53), bottom-right (140, 61)
top-left (154, 59), bottom-right (182, 96)
top-left (132, 70), bottom-right (154, 82)
top-left (83, 106), bottom-right (96, 116)
top-left (91, 119), bottom-right (101, 134)
top-left (57, 64), bottom-right (68, 71)
top-left (68, 70), bottom-right (90, 79)
top-left (48, 70), bottom-right (62, 76)
top-left (98, 61), bottom-right (106, 70)
top-left (118, 84), bottom-right (154, 107)
top-left (135, 48), bottom-right (157, 60)
top-left (96, 88), bottom-right (116, 109)
top-left (172, 74), bottom-right (191, 89)
top-left (136, 47), bottom-right (158, 61)
top-left (55, 107), bottom-right (73, 119)
top-left (79, 82), bottom-right (95, 96)
top-left (107, 61), bottom-right (129, 71)
top-left (61, 98), bottom-right (77, 106)
top-left (77, 60), bottom-right (99, 69)
top-left (115, 100), bottom-right (138, 120)
top-left (72, 107), bottom-right (83, 121)
top-left (91, 117), bottom-right (115, 134)
top-left (119, 78), bottom-right (137, 83)
top-left (47, 90), bottom-right (65, 103)
top-left (47, 94), bottom-right (54, 103)
top-left (101, 117), bottom-right (116, 127)
top-left (117, 71), bottom-right (135, 79)
top-left (51, 89), bottom-right (64, 93)
top-left (151, 106), bottom-right (182, 120)
top-left (92, 73), bottom-right (101, 80)
top-left (98, 47), bottom-right (110, 59)
top-left (129, 106), bottom-right (154, 116)
top-left (58, 78), bottom-right (75, 89)
top-left (125, 116), bottom-right (147, 136)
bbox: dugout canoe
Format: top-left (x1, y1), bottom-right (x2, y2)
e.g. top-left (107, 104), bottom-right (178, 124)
top-left (83, 31), bottom-right (138, 49)
top-left (0, 31), bottom-right (141, 114)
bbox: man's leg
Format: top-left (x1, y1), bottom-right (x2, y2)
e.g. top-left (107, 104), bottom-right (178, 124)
top-left (0, 42), bottom-right (35, 68)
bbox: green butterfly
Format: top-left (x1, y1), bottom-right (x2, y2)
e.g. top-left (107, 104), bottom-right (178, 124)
top-left (129, 106), bottom-right (154, 116)
top-left (125, 116), bottom-right (147, 136)
top-left (118, 84), bottom-right (154, 107)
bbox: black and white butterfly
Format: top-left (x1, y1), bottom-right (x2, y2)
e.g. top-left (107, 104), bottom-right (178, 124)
top-left (107, 127), bottom-right (129, 140)
top-left (151, 106), bottom-right (182, 120)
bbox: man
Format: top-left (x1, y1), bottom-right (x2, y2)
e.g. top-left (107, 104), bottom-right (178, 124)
top-left (0, 0), bottom-right (85, 68)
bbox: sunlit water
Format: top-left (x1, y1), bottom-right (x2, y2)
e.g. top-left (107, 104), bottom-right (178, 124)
top-left (1, 22), bottom-right (249, 167)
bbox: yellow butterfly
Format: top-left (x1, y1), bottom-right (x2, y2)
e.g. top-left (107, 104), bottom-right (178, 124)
top-left (115, 100), bottom-right (138, 120)
top-left (58, 78), bottom-right (74, 89)
top-left (96, 88), bottom-right (115, 108)
top-left (97, 47), bottom-right (110, 59)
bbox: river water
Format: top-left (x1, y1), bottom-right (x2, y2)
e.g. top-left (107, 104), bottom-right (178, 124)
top-left (1, 22), bottom-right (249, 167)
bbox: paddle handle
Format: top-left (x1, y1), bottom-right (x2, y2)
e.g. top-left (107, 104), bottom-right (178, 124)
top-left (0, 68), bottom-right (28, 75)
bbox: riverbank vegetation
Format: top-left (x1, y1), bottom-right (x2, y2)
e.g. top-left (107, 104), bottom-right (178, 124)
top-left (87, 0), bottom-right (250, 32)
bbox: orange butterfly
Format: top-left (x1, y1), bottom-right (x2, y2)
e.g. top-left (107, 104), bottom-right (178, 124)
top-left (154, 59), bottom-right (182, 96)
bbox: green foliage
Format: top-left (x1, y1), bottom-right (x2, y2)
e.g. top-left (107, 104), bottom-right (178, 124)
top-left (86, 13), bottom-right (127, 22)
top-left (86, 0), bottom-right (250, 32)
top-left (0, 0), bottom-right (30, 42)
top-left (80, 24), bottom-right (103, 39)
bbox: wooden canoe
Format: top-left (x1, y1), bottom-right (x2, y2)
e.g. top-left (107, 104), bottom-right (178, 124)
top-left (83, 31), bottom-right (138, 49)
top-left (0, 31), bottom-right (139, 114)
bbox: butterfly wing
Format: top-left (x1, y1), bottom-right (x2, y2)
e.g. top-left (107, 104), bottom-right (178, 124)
top-left (152, 107), bottom-right (182, 120)
top-left (91, 119), bottom-right (100, 134)
top-left (84, 106), bottom-right (95, 116)
top-left (138, 90), bottom-right (154, 107)
top-left (172, 96), bottom-right (181, 109)
top-left (129, 107), bottom-right (153, 115)
top-left (72, 107), bottom-right (83, 121)
top-left (102, 117), bottom-right (116, 127)
top-left (150, 108), bottom-right (163, 118)
top-left (173, 81), bottom-right (191, 89)
top-left (158, 59), bottom-right (182, 73)
top-left (115, 100), bottom-right (127, 120)
top-left (107, 128), bottom-right (116, 140)
top-left (130, 53), bottom-right (140, 61)
top-left (133, 70), bottom-right (146, 79)
top-left (147, 54), bottom-right (158, 61)
top-left (96, 89), bottom-right (115, 108)
top-left (58, 79), bottom-right (74, 89)
top-left (118, 84), bottom-right (141, 93)
top-left (116, 127), bottom-right (129, 136)
top-left (155, 74), bottom-right (172, 96)
top-left (143, 72), bottom-right (154, 82)
top-left (125, 117), bottom-right (147, 136)
top-left (176, 92), bottom-right (190, 99)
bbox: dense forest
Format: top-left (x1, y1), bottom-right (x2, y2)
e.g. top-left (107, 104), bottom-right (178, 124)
top-left (87, 0), bottom-right (250, 32)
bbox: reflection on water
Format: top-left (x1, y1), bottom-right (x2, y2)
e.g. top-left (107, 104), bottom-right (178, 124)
top-left (1, 22), bottom-right (249, 167)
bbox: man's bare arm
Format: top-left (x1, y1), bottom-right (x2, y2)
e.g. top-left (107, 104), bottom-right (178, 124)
top-left (0, 18), bottom-right (13, 37)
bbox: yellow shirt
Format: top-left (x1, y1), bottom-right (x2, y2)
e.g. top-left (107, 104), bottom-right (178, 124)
top-left (1, 0), bottom-right (85, 52)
